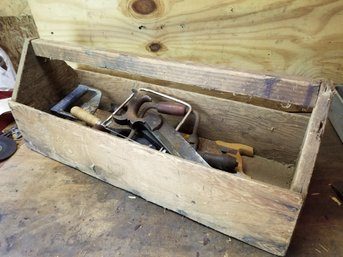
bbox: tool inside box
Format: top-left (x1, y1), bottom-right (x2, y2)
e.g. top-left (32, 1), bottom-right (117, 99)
top-left (16, 58), bottom-right (309, 189)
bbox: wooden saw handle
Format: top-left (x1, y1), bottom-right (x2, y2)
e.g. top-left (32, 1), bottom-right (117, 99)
top-left (71, 106), bottom-right (101, 126)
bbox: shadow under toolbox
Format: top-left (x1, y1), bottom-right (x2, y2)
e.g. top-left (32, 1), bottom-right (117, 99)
top-left (10, 39), bottom-right (333, 256)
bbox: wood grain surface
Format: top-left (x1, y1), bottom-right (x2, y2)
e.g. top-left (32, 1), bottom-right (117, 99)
top-left (28, 0), bottom-right (343, 83)
top-left (0, 0), bottom-right (31, 16)
top-left (291, 81), bottom-right (333, 195)
top-left (9, 101), bottom-right (303, 256)
top-left (1, 123), bottom-right (342, 257)
top-left (30, 39), bottom-right (321, 109)
top-left (12, 40), bottom-right (79, 112)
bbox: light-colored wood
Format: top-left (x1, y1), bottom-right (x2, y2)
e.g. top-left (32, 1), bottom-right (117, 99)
top-left (30, 39), bottom-right (320, 109)
top-left (0, 0), bottom-right (31, 16)
top-left (77, 69), bottom-right (309, 163)
top-left (28, 0), bottom-right (343, 83)
top-left (71, 106), bottom-right (101, 126)
top-left (291, 81), bottom-right (333, 195)
top-left (329, 86), bottom-right (343, 143)
top-left (9, 101), bottom-right (303, 256)
top-left (12, 39), bottom-right (79, 112)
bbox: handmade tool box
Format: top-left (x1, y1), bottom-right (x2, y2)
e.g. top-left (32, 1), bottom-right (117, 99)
top-left (10, 39), bottom-right (332, 256)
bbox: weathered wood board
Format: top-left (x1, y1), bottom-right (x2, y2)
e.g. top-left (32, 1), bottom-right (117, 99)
top-left (13, 40), bottom-right (79, 111)
top-left (291, 82), bottom-right (332, 196)
top-left (9, 101), bottom-right (303, 256)
top-left (1, 123), bottom-right (343, 257)
top-left (28, 0), bottom-right (343, 83)
top-left (31, 39), bottom-right (320, 109)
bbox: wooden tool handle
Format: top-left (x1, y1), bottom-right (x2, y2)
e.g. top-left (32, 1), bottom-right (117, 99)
top-left (156, 102), bottom-right (187, 116)
top-left (71, 106), bottom-right (101, 126)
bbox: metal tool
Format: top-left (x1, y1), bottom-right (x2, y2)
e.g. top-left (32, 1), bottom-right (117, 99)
top-left (103, 88), bottom-right (192, 132)
top-left (137, 88), bottom-right (192, 131)
top-left (71, 106), bottom-right (164, 149)
top-left (183, 112), bottom-right (250, 173)
top-left (187, 110), bottom-right (200, 150)
top-left (198, 151), bottom-right (237, 172)
top-left (51, 84), bottom-right (102, 119)
top-left (216, 141), bottom-right (254, 174)
top-left (112, 91), bottom-right (210, 166)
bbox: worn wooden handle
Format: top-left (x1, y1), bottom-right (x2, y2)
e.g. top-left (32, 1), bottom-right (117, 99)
top-left (71, 106), bottom-right (101, 126)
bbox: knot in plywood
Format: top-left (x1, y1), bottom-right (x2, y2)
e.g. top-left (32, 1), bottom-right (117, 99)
top-left (148, 42), bottom-right (161, 52)
top-left (125, 0), bottom-right (166, 19)
top-left (146, 41), bottom-right (167, 53)
top-left (132, 0), bottom-right (157, 15)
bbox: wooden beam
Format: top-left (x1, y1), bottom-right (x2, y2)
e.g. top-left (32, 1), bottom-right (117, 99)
top-left (291, 81), bottom-right (333, 196)
top-left (31, 39), bottom-right (320, 108)
top-left (9, 101), bottom-right (303, 256)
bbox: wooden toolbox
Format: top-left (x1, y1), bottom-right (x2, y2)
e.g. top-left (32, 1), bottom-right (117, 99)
top-left (10, 38), bottom-right (332, 256)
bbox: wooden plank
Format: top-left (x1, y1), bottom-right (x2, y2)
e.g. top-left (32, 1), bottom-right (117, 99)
top-left (291, 81), bottom-right (333, 196)
top-left (329, 86), bottom-right (343, 142)
top-left (9, 101), bottom-right (303, 256)
top-left (28, 0), bottom-right (343, 83)
top-left (31, 39), bottom-right (320, 109)
top-left (1, 124), bottom-right (343, 257)
top-left (0, 15), bottom-right (38, 70)
top-left (12, 39), bottom-right (79, 112)
top-left (77, 69), bottom-right (309, 163)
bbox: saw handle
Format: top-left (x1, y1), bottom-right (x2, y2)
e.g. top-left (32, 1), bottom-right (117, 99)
top-left (71, 106), bottom-right (101, 126)
top-left (198, 151), bottom-right (237, 172)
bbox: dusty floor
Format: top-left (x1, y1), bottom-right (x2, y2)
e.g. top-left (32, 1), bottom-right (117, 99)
top-left (0, 122), bottom-right (342, 257)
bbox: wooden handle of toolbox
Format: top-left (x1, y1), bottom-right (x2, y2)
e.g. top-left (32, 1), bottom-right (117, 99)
top-left (71, 106), bottom-right (101, 126)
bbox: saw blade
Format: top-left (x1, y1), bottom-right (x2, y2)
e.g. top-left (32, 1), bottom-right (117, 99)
top-left (0, 135), bottom-right (17, 161)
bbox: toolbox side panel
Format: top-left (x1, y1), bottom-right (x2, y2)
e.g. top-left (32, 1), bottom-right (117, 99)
top-left (291, 81), bottom-right (333, 196)
top-left (10, 102), bottom-right (303, 256)
top-left (12, 39), bottom-right (79, 112)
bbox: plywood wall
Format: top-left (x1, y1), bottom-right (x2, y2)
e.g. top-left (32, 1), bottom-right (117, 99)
top-left (0, 0), bottom-right (31, 17)
top-left (28, 0), bottom-right (343, 83)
